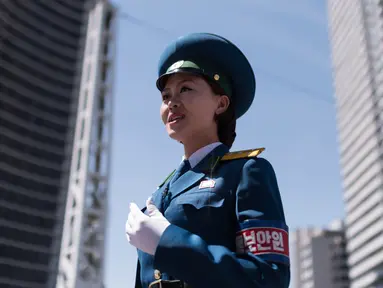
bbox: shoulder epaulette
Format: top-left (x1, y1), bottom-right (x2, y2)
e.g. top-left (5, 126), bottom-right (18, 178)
top-left (220, 147), bottom-right (265, 161)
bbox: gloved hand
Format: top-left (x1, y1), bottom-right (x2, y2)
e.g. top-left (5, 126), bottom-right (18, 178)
top-left (125, 198), bottom-right (171, 255)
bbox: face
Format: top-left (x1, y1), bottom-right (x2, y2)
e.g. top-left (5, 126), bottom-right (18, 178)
top-left (160, 73), bottom-right (230, 144)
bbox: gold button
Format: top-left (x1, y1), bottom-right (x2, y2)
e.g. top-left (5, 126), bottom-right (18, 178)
top-left (154, 269), bottom-right (161, 280)
top-left (214, 74), bottom-right (220, 81)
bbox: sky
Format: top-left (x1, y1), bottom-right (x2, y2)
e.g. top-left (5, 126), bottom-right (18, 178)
top-left (105, 0), bottom-right (344, 287)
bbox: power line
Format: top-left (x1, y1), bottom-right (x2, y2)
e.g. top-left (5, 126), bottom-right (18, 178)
top-left (117, 12), bottom-right (334, 105)
top-left (119, 12), bottom-right (174, 37)
top-left (256, 68), bottom-right (334, 104)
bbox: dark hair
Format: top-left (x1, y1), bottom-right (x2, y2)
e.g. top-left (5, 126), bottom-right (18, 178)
top-left (206, 78), bottom-right (237, 149)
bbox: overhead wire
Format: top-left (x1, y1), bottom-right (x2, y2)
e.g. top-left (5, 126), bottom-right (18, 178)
top-left (117, 11), bottom-right (335, 105)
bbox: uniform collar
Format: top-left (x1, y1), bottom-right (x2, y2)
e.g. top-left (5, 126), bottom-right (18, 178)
top-left (182, 142), bottom-right (223, 168)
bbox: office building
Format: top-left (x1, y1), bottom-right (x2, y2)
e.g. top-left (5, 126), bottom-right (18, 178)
top-left (0, 1), bottom-right (116, 287)
top-left (328, 1), bottom-right (383, 287)
top-left (291, 219), bottom-right (349, 288)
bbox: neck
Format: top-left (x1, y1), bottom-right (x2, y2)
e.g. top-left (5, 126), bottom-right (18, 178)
top-left (182, 134), bottom-right (220, 158)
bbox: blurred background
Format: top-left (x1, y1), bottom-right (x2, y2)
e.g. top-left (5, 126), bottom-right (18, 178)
top-left (0, 0), bottom-right (381, 287)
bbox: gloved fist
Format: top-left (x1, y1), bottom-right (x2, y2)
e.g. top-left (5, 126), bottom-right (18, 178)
top-left (125, 198), bottom-right (171, 255)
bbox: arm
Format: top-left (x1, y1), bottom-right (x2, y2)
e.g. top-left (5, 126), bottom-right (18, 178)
top-left (153, 158), bottom-right (290, 288)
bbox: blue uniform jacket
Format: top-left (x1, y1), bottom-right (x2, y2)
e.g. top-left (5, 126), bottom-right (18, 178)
top-left (135, 144), bottom-right (290, 288)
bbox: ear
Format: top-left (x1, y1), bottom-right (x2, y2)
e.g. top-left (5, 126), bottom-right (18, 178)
top-left (215, 95), bottom-right (230, 116)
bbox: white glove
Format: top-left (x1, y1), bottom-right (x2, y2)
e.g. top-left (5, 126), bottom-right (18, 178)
top-left (125, 198), bottom-right (171, 255)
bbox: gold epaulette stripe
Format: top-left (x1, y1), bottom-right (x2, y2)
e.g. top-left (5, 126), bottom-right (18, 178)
top-left (220, 147), bottom-right (265, 161)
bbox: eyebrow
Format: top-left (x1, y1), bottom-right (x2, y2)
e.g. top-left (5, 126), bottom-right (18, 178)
top-left (163, 79), bottom-right (196, 92)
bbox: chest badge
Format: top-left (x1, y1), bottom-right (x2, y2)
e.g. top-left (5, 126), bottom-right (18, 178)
top-left (199, 179), bottom-right (216, 189)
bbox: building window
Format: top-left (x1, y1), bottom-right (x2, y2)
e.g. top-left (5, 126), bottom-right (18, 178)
top-left (83, 90), bottom-right (88, 110)
top-left (69, 215), bottom-right (75, 246)
top-left (105, 10), bottom-right (113, 30)
top-left (80, 119), bottom-right (85, 140)
top-left (88, 38), bottom-right (93, 55)
top-left (86, 63), bottom-right (91, 82)
top-left (76, 148), bottom-right (82, 171)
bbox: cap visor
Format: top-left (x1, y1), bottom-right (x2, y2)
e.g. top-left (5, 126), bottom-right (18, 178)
top-left (156, 68), bottom-right (206, 91)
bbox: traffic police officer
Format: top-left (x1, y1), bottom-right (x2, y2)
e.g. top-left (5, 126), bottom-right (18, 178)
top-left (126, 32), bottom-right (290, 288)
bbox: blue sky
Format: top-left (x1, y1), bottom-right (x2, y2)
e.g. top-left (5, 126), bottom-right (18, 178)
top-left (105, 0), bottom-right (343, 286)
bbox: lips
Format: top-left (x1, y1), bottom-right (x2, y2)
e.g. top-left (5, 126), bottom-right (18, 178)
top-left (168, 113), bottom-right (185, 123)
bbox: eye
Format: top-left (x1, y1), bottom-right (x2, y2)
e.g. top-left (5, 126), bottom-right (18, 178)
top-left (180, 86), bottom-right (192, 93)
top-left (162, 93), bottom-right (170, 100)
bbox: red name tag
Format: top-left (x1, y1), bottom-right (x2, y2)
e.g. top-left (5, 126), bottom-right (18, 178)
top-left (236, 227), bottom-right (289, 257)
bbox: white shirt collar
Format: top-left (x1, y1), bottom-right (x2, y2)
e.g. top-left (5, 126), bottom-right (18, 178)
top-left (182, 142), bottom-right (223, 168)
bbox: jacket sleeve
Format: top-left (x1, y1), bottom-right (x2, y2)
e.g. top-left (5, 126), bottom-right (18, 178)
top-left (153, 157), bottom-right (290, 288)
top-left (135, 260), bottom-right (143, 288)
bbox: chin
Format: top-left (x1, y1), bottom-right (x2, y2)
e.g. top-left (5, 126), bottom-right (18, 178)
top-left (168, 131), bottom-right (182, 142)
top-left (167, 128), bottom-right (186, 143)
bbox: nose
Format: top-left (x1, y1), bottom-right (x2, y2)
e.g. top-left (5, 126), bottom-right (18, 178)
top-left (168, 95), bottom-right (180, 110)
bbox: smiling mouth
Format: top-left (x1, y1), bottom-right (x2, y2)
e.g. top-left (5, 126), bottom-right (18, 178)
top-left (168, 115), bottom-right (185, 123)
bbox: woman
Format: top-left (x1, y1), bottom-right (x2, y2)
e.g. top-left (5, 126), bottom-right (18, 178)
top-left (126, 33), bottom-right (290, 288)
